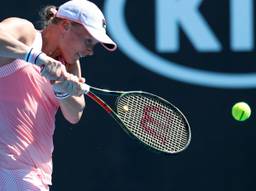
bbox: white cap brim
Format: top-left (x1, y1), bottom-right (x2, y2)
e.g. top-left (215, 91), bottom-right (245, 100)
top-left (84, 25), bottom-right (117, 51)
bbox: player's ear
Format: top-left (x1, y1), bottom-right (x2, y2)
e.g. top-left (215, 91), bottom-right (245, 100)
top-left (61, 20), bottom-right (72, 31)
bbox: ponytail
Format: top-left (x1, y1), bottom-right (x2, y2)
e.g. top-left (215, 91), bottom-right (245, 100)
top-left (38, 5), bottom-right (61, 28)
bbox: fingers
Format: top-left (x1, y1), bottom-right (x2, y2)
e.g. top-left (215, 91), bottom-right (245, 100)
top-left (79, 77), bottom-right (86, 83)
top-left (37, 54), bottom-right (85, 96)
top-left (66, 75), bottom-right (85, 96)
top-left (37, 54), bottom-right (68, 81)
top-left (53, 74), bottom-right (85, 96)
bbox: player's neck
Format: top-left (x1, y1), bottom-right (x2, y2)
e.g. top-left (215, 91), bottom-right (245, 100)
top-left (41, 28), bottom-right (61, 59)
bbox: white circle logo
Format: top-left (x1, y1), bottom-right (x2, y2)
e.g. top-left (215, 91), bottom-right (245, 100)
top-left (104, 0), bottom-right (256, 89)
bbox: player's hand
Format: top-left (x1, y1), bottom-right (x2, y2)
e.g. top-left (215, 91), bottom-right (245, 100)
top-left (35, 53), bottom-right (69, 81)
top-left (52, 74), bottom-right (86, 96)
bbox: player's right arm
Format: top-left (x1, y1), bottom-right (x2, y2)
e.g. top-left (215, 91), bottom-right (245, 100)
top-left (0, 17), bottom-right (69, 82)
top-left (0, 17), bottom-right (36, 65)
top-left (0, 17), bottom-right (84, 97)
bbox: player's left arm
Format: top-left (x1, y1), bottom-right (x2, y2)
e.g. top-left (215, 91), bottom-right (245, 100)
top-left (57, 60), bottom-right (86, 124)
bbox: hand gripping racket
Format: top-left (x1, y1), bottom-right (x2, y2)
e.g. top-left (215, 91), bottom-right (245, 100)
top-left (81, 84), bottom-right (191, 154)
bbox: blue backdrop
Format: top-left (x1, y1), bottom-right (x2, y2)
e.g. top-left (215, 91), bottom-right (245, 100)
top-left (1, 0), bottom-right (256, 191)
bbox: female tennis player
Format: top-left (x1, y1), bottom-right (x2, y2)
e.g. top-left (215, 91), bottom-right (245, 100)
top-left (0, 0), bottom-right (116, 190)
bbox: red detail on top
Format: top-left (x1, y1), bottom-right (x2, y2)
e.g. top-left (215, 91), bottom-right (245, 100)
top-left (87, 92), bottom-right (112, 113)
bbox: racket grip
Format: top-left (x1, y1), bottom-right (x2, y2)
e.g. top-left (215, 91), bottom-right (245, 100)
top-left (81, 83), bottom-right (90, 94)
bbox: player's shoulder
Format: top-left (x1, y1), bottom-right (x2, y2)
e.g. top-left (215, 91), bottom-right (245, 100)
top-left (0, 17), bottom-right (37, 45)
top-left (1, 17), bottom-right (34, 28)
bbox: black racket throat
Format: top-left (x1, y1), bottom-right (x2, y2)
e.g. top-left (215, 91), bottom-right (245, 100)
top-left (89, 86), bottom-right (126, 96)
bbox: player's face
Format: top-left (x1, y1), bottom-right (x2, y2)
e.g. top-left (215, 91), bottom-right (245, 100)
top-left (59, 21), bottom-right (98, 63)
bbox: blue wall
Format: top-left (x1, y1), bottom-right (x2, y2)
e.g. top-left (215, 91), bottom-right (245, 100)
top-left (1, 0), bottom-right (256, 191)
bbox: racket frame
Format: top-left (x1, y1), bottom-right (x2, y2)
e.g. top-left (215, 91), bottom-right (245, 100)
top-left (85, 86), bottom-right (191, 155)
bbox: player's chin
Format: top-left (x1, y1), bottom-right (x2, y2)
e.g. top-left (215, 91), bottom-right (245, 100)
top-left (73, 53), bottom-right (83, 62)
top-left (65, 55), bottom-right (78, 64)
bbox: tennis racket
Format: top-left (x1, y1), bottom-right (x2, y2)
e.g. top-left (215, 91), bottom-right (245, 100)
top-left (81, 84), bottom-right (191, 154)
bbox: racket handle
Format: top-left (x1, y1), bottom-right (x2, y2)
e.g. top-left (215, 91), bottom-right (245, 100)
top-left (81, 83), bottom-right (91, 94)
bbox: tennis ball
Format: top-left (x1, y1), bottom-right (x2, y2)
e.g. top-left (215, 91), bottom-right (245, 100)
top-left (123, 105), bottom-right (129, 112)
top-left (231, 102), bottom-right (251, 121)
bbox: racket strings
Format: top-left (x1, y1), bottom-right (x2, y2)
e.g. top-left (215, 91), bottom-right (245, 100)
top-left (116, 94), bottom-right (189, 153)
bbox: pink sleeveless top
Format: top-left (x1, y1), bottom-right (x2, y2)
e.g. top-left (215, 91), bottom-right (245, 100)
top-left (0, 31), bottom-right (59, 185)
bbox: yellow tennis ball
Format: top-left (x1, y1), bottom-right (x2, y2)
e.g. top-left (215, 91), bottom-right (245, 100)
top-left (123, 105), bottom-right (129, 112)
top-left (232, 102), bottom-right (251, 121)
